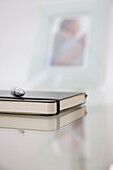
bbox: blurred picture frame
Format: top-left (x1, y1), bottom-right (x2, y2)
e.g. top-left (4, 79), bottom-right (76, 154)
top-left (48, 15), bottom-right (90, 67)
top-left (29, 0), bottom-right (111, 90)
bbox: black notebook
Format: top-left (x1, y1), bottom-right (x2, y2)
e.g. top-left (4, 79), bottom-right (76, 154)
top-left (0, 90), bottom-right (87, 115)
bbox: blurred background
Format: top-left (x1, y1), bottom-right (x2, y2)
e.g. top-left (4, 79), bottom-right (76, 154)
top-left (0, 0), bottom-right (113, 101)
top-left (0, 1), bottom-right (113, 170)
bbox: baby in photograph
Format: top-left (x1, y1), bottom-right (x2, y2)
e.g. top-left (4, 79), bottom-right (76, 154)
top-left (51, 19), bottom-right (86, 66)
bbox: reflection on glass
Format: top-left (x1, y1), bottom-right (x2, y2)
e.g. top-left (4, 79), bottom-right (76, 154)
top-left (0, 106), bottom-right (86, 132)
top-left (0, 102), bottom-right (111, 170)
top-left (38, 116), bottom-right (87, 170)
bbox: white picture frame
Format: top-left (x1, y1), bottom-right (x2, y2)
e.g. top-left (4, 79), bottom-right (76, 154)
top-left (29, 0), bottom-right (111, 90)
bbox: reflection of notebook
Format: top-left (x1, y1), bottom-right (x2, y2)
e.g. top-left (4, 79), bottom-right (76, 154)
top-left (0, 91), bottom-right (87, 115)
top-left (0, 106), bottom-right (87, 132)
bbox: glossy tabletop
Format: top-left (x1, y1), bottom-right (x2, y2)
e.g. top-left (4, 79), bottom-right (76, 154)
top-left (0, 93), bottom-right (113, 170)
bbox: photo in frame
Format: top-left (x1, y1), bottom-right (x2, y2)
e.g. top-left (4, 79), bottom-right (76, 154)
top-left (47, 15), bottom-right (91, 67)
top-left (29, 0), bottom-right (111, 90)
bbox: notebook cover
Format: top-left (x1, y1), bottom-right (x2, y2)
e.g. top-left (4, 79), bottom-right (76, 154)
top-left (0, 91), bottom-right (87, 100)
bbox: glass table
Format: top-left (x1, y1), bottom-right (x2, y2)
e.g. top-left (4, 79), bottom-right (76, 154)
top-left (0, 95), bottom-right (113, 170)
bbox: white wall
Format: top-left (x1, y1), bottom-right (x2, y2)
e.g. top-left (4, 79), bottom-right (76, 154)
top-left (0, 0), bottom-right (44, 89)
top-left (101, 3), bottom-right (113, 95)
top-left (0, 0), bottom-right (113, 92)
